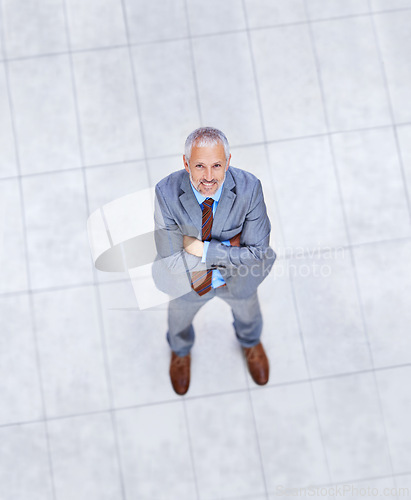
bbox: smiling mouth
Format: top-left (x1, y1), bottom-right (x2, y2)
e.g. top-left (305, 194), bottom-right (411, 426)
top-left (201, 181), bottom-right (216, 187)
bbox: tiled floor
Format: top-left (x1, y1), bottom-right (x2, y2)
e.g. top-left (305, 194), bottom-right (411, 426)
top-left (1, 1), bottom-right (411, 499)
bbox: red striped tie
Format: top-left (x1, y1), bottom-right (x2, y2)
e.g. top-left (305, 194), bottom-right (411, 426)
top-left (191, 198), bottom-right (214, 296)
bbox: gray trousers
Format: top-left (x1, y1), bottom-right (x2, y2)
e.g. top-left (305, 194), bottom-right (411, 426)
top-left (167, 285), bottom-right (263, 356)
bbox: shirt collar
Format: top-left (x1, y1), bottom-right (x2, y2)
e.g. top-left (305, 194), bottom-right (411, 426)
top-left (190, 181), bottom-right (224, 205)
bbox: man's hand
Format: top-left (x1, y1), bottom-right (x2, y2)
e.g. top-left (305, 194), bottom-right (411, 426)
top-left (229, 231), bottom-right (242, 247)
top-left (183, 236), bottom-right (204, 257)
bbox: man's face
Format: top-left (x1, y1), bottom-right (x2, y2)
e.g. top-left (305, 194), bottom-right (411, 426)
top-left (183, 142), bottom-right (231, 196)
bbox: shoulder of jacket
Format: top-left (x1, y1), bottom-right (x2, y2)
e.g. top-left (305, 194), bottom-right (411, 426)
top-left (228, 166), bottom-right (260, 188)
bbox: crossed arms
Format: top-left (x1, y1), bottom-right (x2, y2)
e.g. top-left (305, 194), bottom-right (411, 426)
top-left (153, 179), bottom-right (272, 276)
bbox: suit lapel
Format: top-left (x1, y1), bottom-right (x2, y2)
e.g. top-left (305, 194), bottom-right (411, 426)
top-left (211, 169), bottom-right (236, 239)
top-left (179, 172), bottom-right (202, 238)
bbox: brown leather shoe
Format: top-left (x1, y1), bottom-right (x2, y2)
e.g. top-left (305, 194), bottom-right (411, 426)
top-left (243, 342), bottom-right (269, 385)
top-left (169, 352), bottom-right (191, 395)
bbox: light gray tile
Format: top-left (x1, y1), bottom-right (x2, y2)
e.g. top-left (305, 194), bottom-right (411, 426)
top-left (33, 286), bottom-right (110, 417)
top-left (0, 294), bottom-right (43, 425)
top-left (0, 423), bottom-right (53, 500)
top-left (2, 0), bottom-right (67, 58)
top-left (251, 25), bottom-right (326, 141)
top-left (290, 252), bottom-right (372, 377)
top-left (73, 48), bottom-right (144, 166)
top-left (147, 155), bottom-right (183, 187)
top-left (132, 40), bottom-right (199, 158)
top-left (187, 0), bottom-right (246, 35)
top-left (193, 32), bottom-right (264, 146)
top-left (98, 281), bottom-right (174, 406)
top-left (258, 262), bottom-right (309, 384)
top-left (268, 136), bottom-right (348, 250)
top-left (313, 373), bottom-right (392, 481)
top-left (48, 414), bottom-right (122, 500)
top-left (397, 125), bottom-right (411, 201)
top-left (186, 392), bottom-right (265, 498)
top-left (354, 239), bottom-right (411, 368)
top-left (252, 383), bottom-right (329, 490)
top-left (124, 0), bottom-right (188, 44)
top-left (371, 0), bottom-right (411, 10)
top-left (374, 10), bottom-right (411, 124)
top-left (86, 160), bottom-right (150, 283)
top-left (9, 56), bottom-right (81, 175)
top-left (0, 63), bottom-right (17, 179)
top-left (230, 145), bottom-right (272, 186)
top-left (65, 0), bottom-right (127, 51)
top-left (0, 178), bottom-right (28, 293)
top-left (244, 0), bottom-right (307, 27)
top-left (332, 128), bottom-right (411, 245)
top-left (312, 16), bottom-right (391, 131)
top-left (377, 366), bottom-right (411, 474)
top-left (306, 0), bottom-right (370, 20)
top-left (395, 474), bottom-right (411, 497)
top-left (116, 403), bottom-right (197, 500)
top-left (22, 170), bottom-right (94, 289)
top-left (85, 161), bottom-right (149, 215)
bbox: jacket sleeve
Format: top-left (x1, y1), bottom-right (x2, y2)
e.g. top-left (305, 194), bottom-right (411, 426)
top-left (154, 183), bottom-right (207, 275)
top-left (205, 180), bottom-right (274, 270)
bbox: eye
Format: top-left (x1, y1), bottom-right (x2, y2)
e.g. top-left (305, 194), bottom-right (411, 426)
top-left (213, 164), bottom-right (221, 168)
top-left (195, 164), bottom-right (203, 169)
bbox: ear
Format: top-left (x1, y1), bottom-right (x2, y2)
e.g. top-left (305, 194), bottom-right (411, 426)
top-left (183, 155), bottom-right (190, 173)
top-left (225, 154), bottom-right (231, 171)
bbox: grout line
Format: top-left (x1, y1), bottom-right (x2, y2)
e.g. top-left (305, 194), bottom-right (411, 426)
top-left (0, 277), bottom-right (128, 299)
top-left (1, 359), bottom-right (411, 430)
top-left (2, 121), bottom-right (411, 184)
top-left (50, 469), bottom-right (407, 500)
top-left (238, 293), bottom-right (270, 499)
top-left (288, 271), bottom-right (334, 480)
top-left (181, 400), bottom-right (201, 500)
top-left (305, 0), bottom-right (399, 492)
top-left (2, 5), bottom-right (411, 65)
top-left (183, 0), bottom-right (203, 125)
top-left (0, 3), bottom-right (58, 500)
top-left (368, 3), bottom-right (411, 225)
top-left (60, 1), bottom-right (128, 498)
top-left (118, 0), bottom-right (152, 187)
top-left (240, 0), bottom-right (287, 249)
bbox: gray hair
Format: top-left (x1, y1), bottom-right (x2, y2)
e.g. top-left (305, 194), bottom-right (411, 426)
top-left (185, 127), bottom-right (230, 164)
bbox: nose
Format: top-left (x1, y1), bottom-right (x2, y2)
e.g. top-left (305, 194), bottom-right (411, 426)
top-left (204, 166), bottom-right (213, 180)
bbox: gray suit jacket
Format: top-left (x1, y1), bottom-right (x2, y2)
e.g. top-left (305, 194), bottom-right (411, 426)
top-left (152, 166), bottom-right (276, 299)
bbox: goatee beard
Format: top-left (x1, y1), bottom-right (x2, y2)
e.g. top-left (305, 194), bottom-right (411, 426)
top-left (189, 170), bottom-right (226, 195)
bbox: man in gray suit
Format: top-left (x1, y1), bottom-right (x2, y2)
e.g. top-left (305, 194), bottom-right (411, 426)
top-left (153, 127), bottom-right (276, 395)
